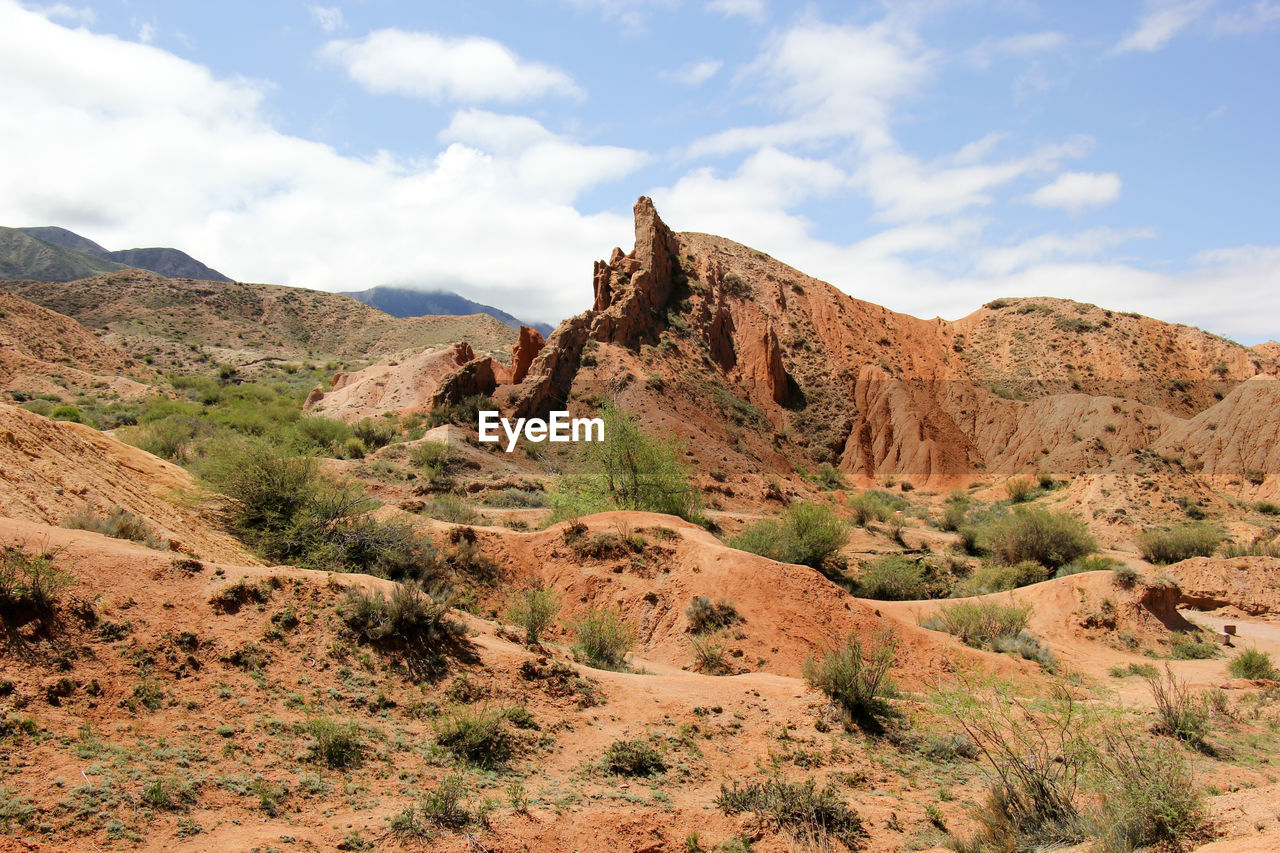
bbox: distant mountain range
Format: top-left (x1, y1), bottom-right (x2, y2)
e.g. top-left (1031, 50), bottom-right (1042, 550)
top-left (342, 286), bottom-right (553, 336)
top-left (3, 225), bottom-right (232, 282)
top-left (1, 225), bottom-right (554, 335)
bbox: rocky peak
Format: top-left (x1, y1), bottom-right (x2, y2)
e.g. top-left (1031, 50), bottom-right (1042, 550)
top-left (588, 196), bottom-right (683, 348)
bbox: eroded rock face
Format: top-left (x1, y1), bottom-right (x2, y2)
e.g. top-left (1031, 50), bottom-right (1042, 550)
top-left (506, 313), bottom-right (591, 419)
top-left (308, 342), bottom-right (476, 420)
top-left (511, 326), bottom-right (546, 385)
top-left (430, 356), bottom-right (498, 408)
top-left (588, 196), bottom-right (683, 349)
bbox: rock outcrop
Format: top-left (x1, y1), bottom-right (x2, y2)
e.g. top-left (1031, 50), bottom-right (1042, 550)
top-left (430, 355), bottom-right (499, 409)
top-left (305, 342), bottom-right (476, 421)
top-left (510, 326), bottom-right (546, 385)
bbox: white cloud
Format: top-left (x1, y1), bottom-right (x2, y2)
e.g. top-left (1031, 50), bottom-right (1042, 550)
top-left (967, 31), bottom-right (1067, 68)
top-left (136, 21), bottom-right (155, 43)
top-left (1027, 171), bottom-right (1122, 212)
top-left (0, 2), bottom-right (642, 324)
top-left (686, 19), bottom-right (932, 158)
top-left (319, 29), bottom-right (584, 103)
top-left (660, 58), bottom-right (722, 86)
top-left (1114, 0), bottom-right (1212, 53)
top-left (1214, 0), bottom-right (1280, 34)
top-left (706, 0), bottom-right (766, 22)
top-left (975, 227), bottom-right (1155, 276)
top-left (32, 3), bottom-right (93, 25)
top-left (308, 5), bottom-right (345, 33)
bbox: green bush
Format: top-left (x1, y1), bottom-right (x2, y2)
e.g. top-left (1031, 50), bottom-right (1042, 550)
top-left (857, 555), bottom-right (929, 600)
top-left (730, 501), bottom-right (848, 569)
top-left (685, 596), bottom-right (740, 633)
top-left (553, 401), bottom-right (702, 522)
top-left (1006, 478), bottom-right (1034, 503)
top-left (1144, 666), bottom-right (1209, 743)
top-left (921, 600), bottom-right (1032, 647)
top-left (339, 582), bottom-right (464, 665)
top-left (1168, 631), bottom-right (1219, 660)
top-left (0, 546), bottom-right (71, 615)
top-left (1228, 648), bottom-right (1278, 680)
top-left (571, 606), bottom-right (634, 670)
top-left (1136, 523), bottom-right (1222, 565)
top-left (434, 707), bottom-right (513, 769)
top-left (306, 718), bottom-right (363, 769)
top-left (959, 560), bottom-right (1050, 594)
top-left (848, 490), bottom-right (897, 526)
top-left (1091, 729), bottom-right (1206, 853)
top-left (63, 505), bottom-right (167, 550)
top-left (1054, 554), bottom-right (1123, 577)
top-left (504, 586), bottom-right (560, 646)
top-left (963, 507), bottom-right (1096, 570)
top-left (803, 631), bottom-right (898, 726)
top-left (716, 778), bottom-right (865, 850)
top-left (601, 739), bottom-right (666, 776)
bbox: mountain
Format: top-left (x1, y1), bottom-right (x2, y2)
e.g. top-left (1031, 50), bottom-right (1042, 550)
top-left (342, 285), bottom-right (554, 337)
top-left (0, 270), bottom-right (518, 373)
top-left (5, 224), bottom-right (232, 282)
top-left (0, 226), bottom-right (127, 281)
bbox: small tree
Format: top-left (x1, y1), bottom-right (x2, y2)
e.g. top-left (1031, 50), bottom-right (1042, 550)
top-left (554, 402), bottom-right (702, 522)
top-left (803, 630), bottom-right (898, 727)
top-left (504, 586), bottom-right (560, 646)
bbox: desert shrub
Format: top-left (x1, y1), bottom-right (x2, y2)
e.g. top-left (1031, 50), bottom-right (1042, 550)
top-left (571, 606), bottom-right (634, 670)
top-left (1090, 727), bottom-right (1206, 853)
top-left (963, 507), bottom-right (1096, 570)
top-left (857, 555), bottom-right (930, 600)
top-left (306, 718), bottom-right (363, 769)
top-left (127, 417), bottom-right (201, 461)
top-left (292, 416), bottom-right (352, 454)
top-left (848, 491), bottom-right (896, 526)
top-left (1136, 523), bottom-right (1222, 564)
top-left (426, 394), bottom-right (488, 428)
top-left (813, 463), bottom-right (845, 490)
top-left (1054, 554), bottom-right (1122, 577)
top-left (504, 586), bottom-right (560, 646)
top-left (803, 630), bottom-right (898, 726)
top-left (340, 582), bottom-right (463, 646)
top-left (1112, 565), bottom-right (1140, 588)
top-left (482, 487), bottom-right (547, 508)
top-left (730, 501), bottom-right (847, 569)
top-left (352, 417), bottom-right (396, 450)
top-left (940, 501), bottom-right (968, 532)
top-left (414, 440), bottom-right (455, 481)
top-left (63, 505), bottom-right (167, 550)
top-left (690, 633), bottom-right (729, 674)
top-left (958, 560), bottom-right (1049, 594)
top-left (1228, 648), bottom-right (1278, 680)
top-left (141, 777), bottom-right (195, 811)
top-left (922, 600), bottom-right (1032, 647)
top-left (1219, 539), bottom-right (1280, 558)
top-left (420, 495), bottom-right (480, 525)
top-left (1256, 501), bottom-right (1280, 516)
top-left (553, 401), bottom-right (702, 522)
top-left (685, 596), bottom-right (740, 633)
top-left (601, 738), bottom-right (666, 776)
top-left (716, 777), bottom-right (865, 850)
top-left (337, 436), bottom-right (367, 459)
top-left (1168, 631), bottom-right (1219, 660)
top-left (991, 632), bottom-right (1056, 668)
top-left (1144, 666), bottom-right (1208, 743)
top-left (1006, 478), bottom-right (1034, 503)
top-left (1109, 662), bottom-right (1160, 679)
top-left (0, 546), bottom-right (71, 615)
top-left (418, 775), bottom-right (473, 829)
top-left (434, 707), bottom-right (513, 769)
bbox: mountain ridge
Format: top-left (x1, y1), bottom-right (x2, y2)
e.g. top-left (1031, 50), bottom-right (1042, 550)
top-left (342, 285), bottom-right (554, 337)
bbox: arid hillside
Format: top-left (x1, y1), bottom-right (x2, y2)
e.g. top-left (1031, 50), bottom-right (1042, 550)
top-left (1, 270), bottom-right (519, 373)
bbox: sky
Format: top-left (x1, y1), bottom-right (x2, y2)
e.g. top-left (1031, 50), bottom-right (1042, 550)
top-left (0, 1), bottom-right (1276, 343)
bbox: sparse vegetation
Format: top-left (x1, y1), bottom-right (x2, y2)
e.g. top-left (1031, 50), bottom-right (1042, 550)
top-left (1228, 648), bottom-right (1278, 680)
top-left (571, 605), bottom-right (634, 670)
top-left (63, 505), bottom-right (168, 550)
top-left (554, 401), bottom-right (702, 522)
top-left (504, 585), bottom-right (560, 646)
top-left (685, 596), bottom-right (740, 633)
top-left (305, 718), bottom-right (363, 769)
top-left (1136, 522), bottom-right (1222, 564)
top-left (601, 738), bottom-right (666, 776)
top-left (716, 778), bottom-right (866, 850)
top-left (856, 555), bottom-right (930, 600)
top-left (922, 600), bottom-right (1031, 646)
top-left (731, 501), bottom-right (848, 569)
top-left (962, 507), bottom-right (1097, 571)
top-left (0, 545), bottom-right (71, 615)
top-left (803, 630), bottom-right (898, 727)
top-left (434, 706), bottom-right (513, 769)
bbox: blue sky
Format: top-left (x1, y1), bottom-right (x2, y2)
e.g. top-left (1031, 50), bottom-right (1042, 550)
top-left (0, 0), bottom-right (1276, 342)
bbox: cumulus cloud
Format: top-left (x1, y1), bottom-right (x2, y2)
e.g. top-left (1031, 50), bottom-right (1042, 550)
top-left (32, 3), bottom-right (93, 25)
top-left (661, 58), bottom-right (722, 86)
top-left (1027, 171), bottom-right (1122, 212)
top-left (0, 2), bottom-right (640, 323)
top-left (308, 5), bottom-right (345, 33)
top-left (1114, 0), bottom-right (1212, 53)
top-left (319, 29), bottom-right (584, 103)
top-left (706, 0), bottom-right (766, 21)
